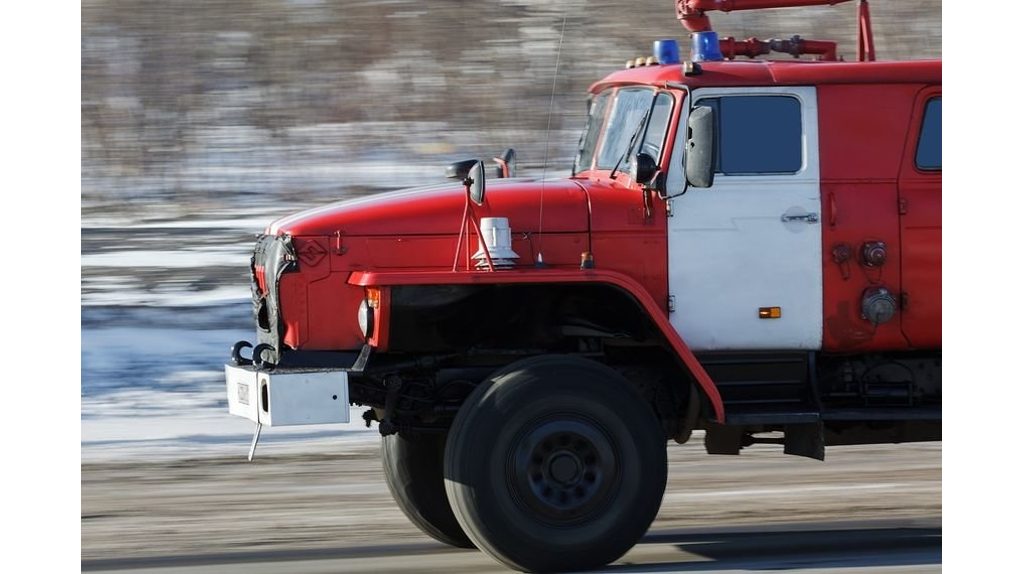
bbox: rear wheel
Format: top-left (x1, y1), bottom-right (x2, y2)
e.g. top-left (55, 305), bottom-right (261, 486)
top-left (381, 432), bottom-right (474, 548)
top-left (444, 355), bottom-right (667, 572)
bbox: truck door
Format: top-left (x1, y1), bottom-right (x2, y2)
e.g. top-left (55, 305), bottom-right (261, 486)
top-left (898, 89), bottom-right (941, 348)
top-left (666, 87), bottom-right (822, 351)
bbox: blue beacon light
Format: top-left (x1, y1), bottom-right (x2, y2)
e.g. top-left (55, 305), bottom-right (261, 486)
top-left (691, 31), bottom-right (724, 62)
top-left (653, 39), bottom-right (681, 65)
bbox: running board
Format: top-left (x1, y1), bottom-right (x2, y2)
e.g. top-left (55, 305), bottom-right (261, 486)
top-left (724, 406), bottom-right (941, 426)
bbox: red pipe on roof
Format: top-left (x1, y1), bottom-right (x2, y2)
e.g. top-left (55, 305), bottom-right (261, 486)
top-left (677, 0), bottom-right (855, 32)
top-left (675, 0), bottom-right (865, 62)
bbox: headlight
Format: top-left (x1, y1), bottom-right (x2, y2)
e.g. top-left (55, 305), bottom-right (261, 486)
top-left (357, 298), bottom-right (374, 339)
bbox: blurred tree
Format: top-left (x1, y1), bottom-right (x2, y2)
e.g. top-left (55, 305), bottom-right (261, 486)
top-left (81, 0), bottom-right (941, 209)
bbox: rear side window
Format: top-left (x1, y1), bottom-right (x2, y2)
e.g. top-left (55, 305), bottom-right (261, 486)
top-left (915, 98), bottom-right (941, 170)
top-left (698, 95), bottom-right (803, 175)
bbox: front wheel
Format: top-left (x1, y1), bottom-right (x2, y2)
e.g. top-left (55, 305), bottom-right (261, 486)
top-left (381, 432), bottom-right (474, 548)
top-left (444, 355), bottom-right (667, 572)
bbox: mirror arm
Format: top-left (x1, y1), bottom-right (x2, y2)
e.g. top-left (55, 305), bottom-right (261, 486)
top-left (662, 91), bottom-right (694, 200)
top-left (661, 178), bottom-right (690, 200)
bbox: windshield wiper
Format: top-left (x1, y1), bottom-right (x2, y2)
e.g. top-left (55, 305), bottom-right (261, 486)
top-left (609, 107), bottom-right (651, 179)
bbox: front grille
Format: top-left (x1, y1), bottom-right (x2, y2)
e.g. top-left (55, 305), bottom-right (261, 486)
top-left (249, 234), bottom-right (298, 364)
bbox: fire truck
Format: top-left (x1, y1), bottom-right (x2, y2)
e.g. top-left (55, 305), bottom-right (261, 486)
top-left (225, 0), bottom-right (940, 571)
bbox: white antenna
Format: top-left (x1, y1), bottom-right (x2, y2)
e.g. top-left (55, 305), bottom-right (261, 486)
top-left (537, 8), bottom-right (568, 267)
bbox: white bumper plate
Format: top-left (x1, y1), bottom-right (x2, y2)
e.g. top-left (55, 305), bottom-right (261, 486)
top-left (225, 364), bottom-right (350, 426)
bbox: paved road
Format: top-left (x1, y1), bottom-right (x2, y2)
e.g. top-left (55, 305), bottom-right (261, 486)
top-left (82, 519), bottom-right (940, 573)
top-left (81, 438), bottom-right (941, 572)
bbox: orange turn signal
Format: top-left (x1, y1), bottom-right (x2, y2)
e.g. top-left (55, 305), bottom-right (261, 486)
top-left (366, 287), bottom-right (381, 309)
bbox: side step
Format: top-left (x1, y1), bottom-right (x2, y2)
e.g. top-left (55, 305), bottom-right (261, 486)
top-left (723, 406), bottom-right (942, 425)
top-left (700, 352), bottom-right (817, 423)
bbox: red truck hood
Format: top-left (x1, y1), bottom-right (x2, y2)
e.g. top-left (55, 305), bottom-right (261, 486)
top-left (267, 178), bottom-right (590, 236)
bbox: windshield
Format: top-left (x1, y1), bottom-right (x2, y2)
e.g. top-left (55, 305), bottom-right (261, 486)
top-left (574, 88), bottom-right (673, 173)
top-left (573, 92), bottom-right (611, 174)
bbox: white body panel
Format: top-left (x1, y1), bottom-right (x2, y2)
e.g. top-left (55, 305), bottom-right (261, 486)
top-left (666, 86), bottom-right (822, 351)
top-left (225, 365), bottom-right (350, 426)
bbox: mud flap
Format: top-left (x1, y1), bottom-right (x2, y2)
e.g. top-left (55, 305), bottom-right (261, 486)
top-left (784, 422), bottom-right (825, 461)
top-left (704, 423), bottom-right (745, 455)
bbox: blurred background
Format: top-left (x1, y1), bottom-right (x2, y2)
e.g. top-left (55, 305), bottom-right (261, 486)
top-left (80, 0), bottom-right (942, 461)
top-left (82, 0), bottom-right (941, 218)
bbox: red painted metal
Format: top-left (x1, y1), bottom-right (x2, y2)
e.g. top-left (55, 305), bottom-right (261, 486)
top-left (897, 87), bottom-right (942, 349)
top-left (857, 0), bottom-right (876, 61)
top-left (817, 82), bottom-right (940, 351)
top-left (348, 268), bottom-right (726, 423)
top-left (451, 189), bottom-right (497, 272)
top-left (676, 0), bottom-right (854, 33)
top-left (268, 178), bottom-right (589, 237)
top-left (718, 36), bottom-right (837, 61)
top-left (591, 60), bottom-right (941, 93)
top-left (367, 286), bottom-right (391, 352)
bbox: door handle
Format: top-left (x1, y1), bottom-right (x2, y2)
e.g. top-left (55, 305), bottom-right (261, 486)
top-left (781, 212), bottom-right (819, 223)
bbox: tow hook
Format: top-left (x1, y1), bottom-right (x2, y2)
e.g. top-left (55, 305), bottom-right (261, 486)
top-left (231, 341), bottom-right (253, 366)
top-left (252, 344), bottom-right (276, 370)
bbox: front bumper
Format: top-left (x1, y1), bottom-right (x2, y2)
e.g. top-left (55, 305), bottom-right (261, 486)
top-left (225, 364), bottom-right (350, 426)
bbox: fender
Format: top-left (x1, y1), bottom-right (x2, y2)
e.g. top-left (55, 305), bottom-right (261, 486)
top-left (348, 268), bottom-right (725, 423)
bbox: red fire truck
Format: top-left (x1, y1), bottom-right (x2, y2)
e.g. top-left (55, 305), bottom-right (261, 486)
top-left (225, 1), bottom-right (940, 570)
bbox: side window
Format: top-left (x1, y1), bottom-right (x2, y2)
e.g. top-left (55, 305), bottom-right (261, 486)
top-left (698, 95), bottom-right (802, 174)
top-left (915, 98), bottom-right (941, 170)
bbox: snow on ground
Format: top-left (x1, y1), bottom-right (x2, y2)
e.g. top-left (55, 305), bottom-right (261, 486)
top-left (81, 246), bottom-right (251, 268)
top-left (81, 208), bottom-right (379, 463)
top-left (81, 284), bottom-right (252, 307)
top-left (80, 322), bottom-right (379, 463)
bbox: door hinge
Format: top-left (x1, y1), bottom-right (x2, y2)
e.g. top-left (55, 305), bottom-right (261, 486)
top-left (668, 295), bottom-right (676, 313)
top-left (898, 197), bottom-right (908, 215)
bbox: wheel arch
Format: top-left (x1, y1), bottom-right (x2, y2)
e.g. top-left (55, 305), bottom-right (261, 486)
top-left (349, 269), bottom-right (725, 423)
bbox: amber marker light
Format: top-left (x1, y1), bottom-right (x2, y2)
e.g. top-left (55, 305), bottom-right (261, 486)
top-left (758, 307), bottom-right (782, 319)
top-left (366, 287), bottom-right (381, 309)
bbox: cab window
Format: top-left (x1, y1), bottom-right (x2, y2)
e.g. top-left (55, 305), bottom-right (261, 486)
top-left (698, 95), bottom-right (803, 174)
top-left (915, 98), bottom-right (941, 170)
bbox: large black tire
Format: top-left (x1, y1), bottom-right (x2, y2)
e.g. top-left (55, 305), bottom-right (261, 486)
top-left (444, 355), bottom-right (667, 572)
top-left (381, 432), bottom-right (474, 548)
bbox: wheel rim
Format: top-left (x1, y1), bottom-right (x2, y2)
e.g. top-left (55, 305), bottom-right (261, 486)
top-left (507, 414), bottom-right (620, 525)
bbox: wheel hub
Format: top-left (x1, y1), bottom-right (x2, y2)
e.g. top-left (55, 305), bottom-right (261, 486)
top-left (548, 453), bottom-right (581, 485)
top-left (509, 416), bottom-right (619, 524)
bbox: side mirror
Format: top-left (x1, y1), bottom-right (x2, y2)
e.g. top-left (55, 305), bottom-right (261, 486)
top-left (446, 159), bottom-right (486, 205)
top-left (629, 151), bottom-right (658, 185)
top-left (685, 105), bottom-right (716, 188)
top-left (493, 148), bottom-right (516, 178)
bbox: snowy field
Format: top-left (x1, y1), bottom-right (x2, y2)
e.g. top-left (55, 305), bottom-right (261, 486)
top-left (81, 197), bottom-right (383, 463)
